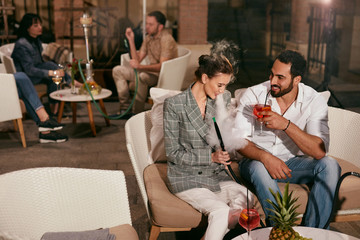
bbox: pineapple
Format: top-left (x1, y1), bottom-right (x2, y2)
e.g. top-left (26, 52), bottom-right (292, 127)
top-left (266, 182), bottom-right (312, 240)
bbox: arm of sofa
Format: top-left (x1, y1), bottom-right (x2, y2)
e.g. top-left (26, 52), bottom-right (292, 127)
top-left (328, 107), bottom-right (360, 168)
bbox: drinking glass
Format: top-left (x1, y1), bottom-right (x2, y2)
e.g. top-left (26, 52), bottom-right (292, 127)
top-left (52, 70), bottom-right (63, 96)
top-left (253, 104), bottom-right (271, 136)
top-left (239, 208), bottom-right (260, 239)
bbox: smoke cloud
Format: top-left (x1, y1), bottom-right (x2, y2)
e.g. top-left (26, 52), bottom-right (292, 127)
top-left (210, 39), bottom-right (242, 83)
top-left (207, 95), bottom-right (248, 159)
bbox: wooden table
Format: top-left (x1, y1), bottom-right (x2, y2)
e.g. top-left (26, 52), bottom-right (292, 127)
top-left (50, 88), bottom-right (112, 136)
top-left (232, 226), bottom-right (360, 240)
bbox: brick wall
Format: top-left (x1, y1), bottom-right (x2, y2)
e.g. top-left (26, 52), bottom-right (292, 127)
top-left (53, 0), bottom-right (84, 46)
top-left (178, 0), bottom-right (208, 44)
top-left (53, 0), bottom-right (208, 46)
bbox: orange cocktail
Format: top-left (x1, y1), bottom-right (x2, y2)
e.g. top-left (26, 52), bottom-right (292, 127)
top-left (253, 104), bottom-right (271, 135)
top-left (253, 104), bottom-right (271, 118)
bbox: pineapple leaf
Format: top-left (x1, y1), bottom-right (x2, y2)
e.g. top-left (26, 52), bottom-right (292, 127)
top-left (275, 191), bottom-right (283, 208)
top-left (266, 182), bottom-right (302, 229)
top-left (283, 182), bottom-right (289, 206)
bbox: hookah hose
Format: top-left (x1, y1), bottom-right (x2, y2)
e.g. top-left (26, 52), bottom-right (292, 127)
top-left (78, 61), bottom-right (138, 120)
top-left (323, 171), bottom-right (360, 229)
top-left (212, 117), bottom-right (241, 184)
top-left (77, 40), bottom-right (138, 120)
top-left (213, 117), bottom-right (266, 228)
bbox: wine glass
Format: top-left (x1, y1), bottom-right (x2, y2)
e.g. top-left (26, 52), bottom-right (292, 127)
top-left (52, 70), bottom-right (63, 96)
top-left (253, 104), bottom-right (271, 136)
top-left (239, 208), bottom-right (260, 239)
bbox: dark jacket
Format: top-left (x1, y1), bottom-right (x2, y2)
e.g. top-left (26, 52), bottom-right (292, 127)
top-left (11, 37), bottom-right (49, 80)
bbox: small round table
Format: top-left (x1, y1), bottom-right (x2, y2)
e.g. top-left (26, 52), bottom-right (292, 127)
top-left (50, 88), bottom-right (112, 137)
top-left (232, 226), bottom-right (360, 240)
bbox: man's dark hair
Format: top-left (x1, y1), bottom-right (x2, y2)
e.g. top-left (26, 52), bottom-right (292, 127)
top-left (148, 11), bottom-right (166, 26)
top-left (276, 50), bottom-right (306, 79)
top-left (17, 13), bottom-right (42, 39)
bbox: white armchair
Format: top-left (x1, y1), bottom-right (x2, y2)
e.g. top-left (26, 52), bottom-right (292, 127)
top-left (0, 43), bottom-right (49, 107)
top-left (120, 46), bottom-right (191, 92)
top-left (0, 73), bottom-right (26, 147)
top-left (0, 167), bottom-right (138, 240)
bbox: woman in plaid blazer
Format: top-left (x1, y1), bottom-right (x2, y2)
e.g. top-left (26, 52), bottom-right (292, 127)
top-left (164, 53), bottom-right (250, 240)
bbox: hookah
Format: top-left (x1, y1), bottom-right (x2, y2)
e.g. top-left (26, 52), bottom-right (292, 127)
top-left (78, 12), bottom-right (101, 95)
top-left (76, 12), bottom-right (139, 120)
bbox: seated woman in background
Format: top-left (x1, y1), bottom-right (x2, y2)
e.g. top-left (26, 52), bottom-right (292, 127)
top-left (11, 13), bottom-right (80, 115)
top-left (163, 52), bottom-right (250, 240)
top-left (14, 72), bottom-right (68, 143)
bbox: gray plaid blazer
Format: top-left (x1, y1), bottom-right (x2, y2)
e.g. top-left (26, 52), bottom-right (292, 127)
top-left (164, 85), bottom-right (232, 194)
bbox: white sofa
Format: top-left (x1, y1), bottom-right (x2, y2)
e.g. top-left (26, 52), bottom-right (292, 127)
top-left (125, 105), bottom-right (360, 239)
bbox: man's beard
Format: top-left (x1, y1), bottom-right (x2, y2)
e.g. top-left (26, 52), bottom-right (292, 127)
top-left (148, 26), bottom-right (159, 37)
top-left (270, 79), bottom-right (294, 97)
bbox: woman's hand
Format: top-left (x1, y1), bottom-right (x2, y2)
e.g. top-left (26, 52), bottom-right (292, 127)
top-left (212, 149), bottom-right (231, 166)
top-left (49, 69), bottom-right (65, 77)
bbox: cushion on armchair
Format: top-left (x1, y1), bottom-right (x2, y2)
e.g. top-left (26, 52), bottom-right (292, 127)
top-left (41, 224), bottom-right (139, 240)
top-left (148, 88), bottom-right (181, 164)
top-left (42, 42), bottom-right (71, 64)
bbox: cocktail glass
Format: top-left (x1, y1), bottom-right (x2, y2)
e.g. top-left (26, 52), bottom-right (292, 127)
top-left (239, 208), bottom-right (260, 240)
top-left (52, 70), bottom-right (63, 96)
top-left (253, 104), bottom-right (271, 136)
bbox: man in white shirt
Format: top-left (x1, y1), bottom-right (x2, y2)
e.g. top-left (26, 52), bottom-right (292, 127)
top-left (235, 50), bottom-right (341, 228)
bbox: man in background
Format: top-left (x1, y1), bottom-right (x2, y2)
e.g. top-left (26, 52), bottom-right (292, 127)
top-left (112, 10), bottom-right (178, 115)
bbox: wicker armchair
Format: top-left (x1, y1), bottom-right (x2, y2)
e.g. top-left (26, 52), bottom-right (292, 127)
top-left (0, 167), bottom-right (138, 240)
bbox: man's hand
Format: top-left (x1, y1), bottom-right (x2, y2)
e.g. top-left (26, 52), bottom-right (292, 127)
top-left (125, 27), bottom-right (134, 41)
top-left (260, 110), bottom-right (289, 131)
top-left (212, 150), bottom-right (231, 166)
top-left (129, 59), bottom-right (140, 69)
top-left (262, 155), bottom-right (292, 179)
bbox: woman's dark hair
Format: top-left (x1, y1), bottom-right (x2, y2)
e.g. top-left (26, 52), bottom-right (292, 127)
top-left (276, 50), bottom-right (307, 79)
top-left (195, 54), bottom-right (234, 80)
top-left (17, 13), bottom-right (42, 39)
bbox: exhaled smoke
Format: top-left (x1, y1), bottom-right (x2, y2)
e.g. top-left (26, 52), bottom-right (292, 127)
top-left (210, 39), bottom-right (242, 82)
top-left (206, 94), bottom-right (247, 159)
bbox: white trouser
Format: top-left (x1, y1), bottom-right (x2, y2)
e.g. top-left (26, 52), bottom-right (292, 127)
top-left (176, 181), bottom-right (251, 240)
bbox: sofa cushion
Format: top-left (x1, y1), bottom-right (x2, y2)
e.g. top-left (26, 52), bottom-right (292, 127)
top-left (40, 224), bottom-right (138, 240)
top-left (42, 42), bottom-right (71, 64)
top-left (144, 163), bottom-right (203, 228)
top-left (148, 88), bottom-right (181, 163)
